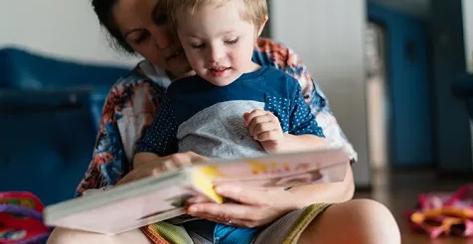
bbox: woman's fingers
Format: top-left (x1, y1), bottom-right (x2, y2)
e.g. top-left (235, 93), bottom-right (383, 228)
top-left (186, 151), bottom-right (208, 164)
top-left (187, 185), bottom-right (299, 228)
top-left (117, 162), bottom-right (167, 185)
top-left (186, 193), bottom-right (213, 204)
top-left (116, 174), bottom-right (134, 185)
top-left (188, 212), bottom-right (258, 228)
top-left (168, 151), bottom-right (208, 166)
top-left (117, 169), bottom-right (151, 185)
top-left (216, 184), bottom-right (298, 211)
top-left (215, 184), bottom-right (268, 206)
top-left (120, 152), bottom-right (207, 185)
top-left (187, 202), bottom-right (275, 228)
top-left (188, 202), bottom-right (257, 221)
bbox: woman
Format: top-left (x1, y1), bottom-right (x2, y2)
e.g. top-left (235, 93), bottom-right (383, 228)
top-left (47, 0), bottom-right (400, 243)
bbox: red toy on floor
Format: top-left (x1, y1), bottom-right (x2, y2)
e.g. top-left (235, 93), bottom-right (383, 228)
top-left (0, 192), bottom-right (50, 244)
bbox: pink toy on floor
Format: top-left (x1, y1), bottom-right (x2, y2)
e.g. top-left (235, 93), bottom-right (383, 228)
top-left (409, 184), bottom-right (473, 238)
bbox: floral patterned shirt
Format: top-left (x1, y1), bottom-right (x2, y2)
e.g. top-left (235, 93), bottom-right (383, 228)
top-left (76, 38), bottom-right (356, 195)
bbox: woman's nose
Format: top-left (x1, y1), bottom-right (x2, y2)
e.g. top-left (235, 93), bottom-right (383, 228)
top-left (150, 26), bottom-right (174, 49)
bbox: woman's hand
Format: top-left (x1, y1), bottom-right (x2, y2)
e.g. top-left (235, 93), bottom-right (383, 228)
top-left (244, 109), bottom-right (284, 152)
top-left (118, 151), bottom-right (207, 184)
top-left (187, 165), bottom-right (354, 228)
top-left (186, 184), bottom-right (299, 228)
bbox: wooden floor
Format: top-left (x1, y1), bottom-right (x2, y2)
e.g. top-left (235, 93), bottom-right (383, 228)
top-left (354, 168), bottom-right (473, 244)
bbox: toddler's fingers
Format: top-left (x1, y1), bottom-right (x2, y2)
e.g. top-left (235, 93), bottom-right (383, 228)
top-left (243, 112), bottom-right (252, 127)
top-left (248, 113), bottom-right (279, 135)
top-left (252, 121), bottom-right (280, 137)
top-left (244, 109), bottom-right (267, 126)
top-left (255, 130), bottom-right (282, 142)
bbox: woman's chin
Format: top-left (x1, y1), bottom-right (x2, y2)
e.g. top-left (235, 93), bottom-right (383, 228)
top-left (173, 69), bottom-right (196, 80)
top-left (166, 64), bottom-right (193, 80)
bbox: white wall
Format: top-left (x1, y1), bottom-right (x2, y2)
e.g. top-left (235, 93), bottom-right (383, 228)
top-left (271, 0), bottom-right (371, 186)
top-left (0, 0), bottom-right (138, 67)
top-left (464, 0), bottom-right (473, 73)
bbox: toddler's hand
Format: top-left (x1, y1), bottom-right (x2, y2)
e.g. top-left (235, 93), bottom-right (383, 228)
top-left (244, 109), bottom-right (284, 152)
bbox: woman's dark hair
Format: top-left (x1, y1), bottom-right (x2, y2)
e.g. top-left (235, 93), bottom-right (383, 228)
top-left (91, 0), bottom-right (134, 53)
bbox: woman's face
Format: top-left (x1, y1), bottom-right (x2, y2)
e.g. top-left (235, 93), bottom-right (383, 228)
top-left (112, 0), bottom-right (191, 77)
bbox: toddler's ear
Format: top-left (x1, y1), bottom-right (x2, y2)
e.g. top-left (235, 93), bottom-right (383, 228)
top-left (257, 15), bottom-right (269, 37)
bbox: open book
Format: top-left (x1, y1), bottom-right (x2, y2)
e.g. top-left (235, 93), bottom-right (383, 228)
top-left (44, 147), bottom-right (350, 234)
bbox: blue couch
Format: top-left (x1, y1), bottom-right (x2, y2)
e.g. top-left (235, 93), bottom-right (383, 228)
top-left (0, 48), bottom-right (129, 205)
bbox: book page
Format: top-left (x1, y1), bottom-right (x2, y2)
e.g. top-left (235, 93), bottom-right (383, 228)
top-left (190, 147), bottom-right (348, 202)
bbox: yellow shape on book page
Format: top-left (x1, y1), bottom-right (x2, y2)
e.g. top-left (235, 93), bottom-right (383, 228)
top-left (191, 166), bottom-right (223, 203)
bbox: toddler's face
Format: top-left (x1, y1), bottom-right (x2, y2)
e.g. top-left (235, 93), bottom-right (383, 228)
top-left (175, 0), bottom-right (260, 86)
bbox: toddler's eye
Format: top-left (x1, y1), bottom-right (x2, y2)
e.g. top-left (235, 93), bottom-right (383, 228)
top-left (225, 38), bottom-right (239, 45)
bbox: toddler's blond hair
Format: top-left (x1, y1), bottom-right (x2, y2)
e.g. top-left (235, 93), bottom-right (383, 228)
top-left (167, 0), bottom-right (267, 29)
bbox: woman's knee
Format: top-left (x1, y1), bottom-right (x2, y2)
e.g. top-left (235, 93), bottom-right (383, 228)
top-left (340, 199), bottom-right (400, 243)
top-left (47, 227), bottom-right (151, 244)
top-left (300, 199), bottom-right (400, 244)
top-left (47, 228), bottom-right (88, 244)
